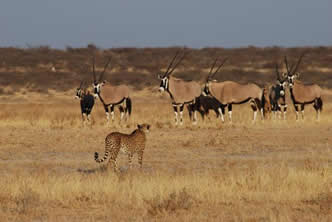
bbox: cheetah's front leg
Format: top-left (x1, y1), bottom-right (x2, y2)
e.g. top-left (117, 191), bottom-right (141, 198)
top-left (137, 151), bottom-right (144, 169)
top-left (128, 153), bottom-right (133, 169)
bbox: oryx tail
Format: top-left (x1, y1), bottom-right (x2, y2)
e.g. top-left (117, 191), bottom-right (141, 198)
top-left (126, 97), bottom-right (132, 116)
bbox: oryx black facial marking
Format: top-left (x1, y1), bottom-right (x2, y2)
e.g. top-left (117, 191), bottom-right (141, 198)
top-left (75, 81), bottom-right (95, 123)
top-left (269, 63), bottom-right (288, 120)
top-left (93, 83), bottom-right (101, 97)
top-left (157, 48), bottom-right (201, 125)
top-left (287, 74), bottom-right (299, 88)
top-left (75, 88), bottom-right (82, 99)
top-left (202, 83), bottom-right (210, 96)
top-left (159, 76), bottom-right (169, 92)
top-left (91, 55), bottom-right (132, 123)
top-left (284, 53), bottom-right (323, 121)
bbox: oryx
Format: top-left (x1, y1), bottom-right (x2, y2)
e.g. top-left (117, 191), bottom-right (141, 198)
top-left (284, 54), bottom-right (323, 121)
top-left (203, 58), bottom-right (264, 122)
top-left (268, 63), bottom-right (288, 120)
top-left (75, 81), bottom-right (95, 122)
top-left (158, 49), bottom-right (201, 125)
top-left (187, 95), bottom-right (224, 121)
top-left (92, 56), bottom-right (132, 123)
top-left (262, 86), bottom-right (272, 117)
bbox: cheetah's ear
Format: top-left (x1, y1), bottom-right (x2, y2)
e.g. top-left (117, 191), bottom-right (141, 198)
top-left (137, 124), bottom-right (142, 129)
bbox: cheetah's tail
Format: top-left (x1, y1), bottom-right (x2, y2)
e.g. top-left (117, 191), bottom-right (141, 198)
top-left (94, 151), bottom-right (109, 163)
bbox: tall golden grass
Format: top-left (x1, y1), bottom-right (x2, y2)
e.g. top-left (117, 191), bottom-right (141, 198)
top-left (0, 100), bottom-right (331, 221)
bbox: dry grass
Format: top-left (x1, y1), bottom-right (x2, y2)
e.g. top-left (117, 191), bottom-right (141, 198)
top-left (0, 94), bottom-right (332, 221)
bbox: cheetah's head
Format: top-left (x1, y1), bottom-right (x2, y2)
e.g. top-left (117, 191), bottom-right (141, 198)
top-left (137, 124), bottom-right (150, 133)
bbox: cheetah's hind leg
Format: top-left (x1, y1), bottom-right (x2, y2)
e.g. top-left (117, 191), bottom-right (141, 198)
top-left (109, 158), bottom-right (120, 172)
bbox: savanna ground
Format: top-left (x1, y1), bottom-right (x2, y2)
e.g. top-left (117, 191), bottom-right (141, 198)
top-left (0, 89), bottom-right (331, 222)
top-left (0, 46), bottom-right (332, 221)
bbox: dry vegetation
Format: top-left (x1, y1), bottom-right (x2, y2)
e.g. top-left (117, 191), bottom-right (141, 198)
top-left (0, 45), bottom-right (332, 96)
top-left (0, 46), bottom-right (332, 221)
top-left (0, 99), bottom-right (331, 221)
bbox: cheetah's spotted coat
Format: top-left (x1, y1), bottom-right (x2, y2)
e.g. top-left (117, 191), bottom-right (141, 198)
top-left (94, 124), bottom-right (150, 171)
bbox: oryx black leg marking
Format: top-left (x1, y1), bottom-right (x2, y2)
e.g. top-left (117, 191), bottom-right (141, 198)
top-left (217, 105), bottom-right (225, 122)
top-left (271, 101), bottom-right (277, 119)
top-left (294, 104), bottom-right (299, 120)
top-left (300, 104), bottom-right (305, 120)
top-left (187, 104), bottom-right (193, 121)
top-left (173, 104), bottom-right (178, 124)
top-left (118, 106), bottom-right (124, 112)
top-left (221, 106), bottom-right (226, 115)
top-left (109, 105), bottom-right (115, 121)
top-left (86, 108), bottom-right (91, 116)
top-left (277, 104), bottom-right (281, 119)
top-left (188, 103), bottom-right (199, 121)
top-left (313, 98), bottom-right (321, 120)
top-left (251, 104), bottom-right (258, 111)
top-left (314, 99), bottom-right (319, 111)
top-left (104, 106), bottom-right (110, 121)
top-left (282, 104), bottom-right (287, 120)
top-left (250, 99), bottom-right (258, 121)
top-left (255, 98), bottom-right (264, 120)
top-left (187, 103), bottom-right (197, 123)
top-left (196, 103), bottom-right (205, 120)
top-left (189, 102), bottom-right (198, 124)
top-left (123, 98), bottom-right (127, 114)
top-left (228, 104), bottom-right (232, 121)
top-left (214, 105), bottom-right (221, 118)
top-left (80, 101), bottom-right (86, 121)
top-left (119, 105), bottom-right (125, 121)
top-left (179, 104), bottom-right (184, 124)
top-left (81, 108), bottom-right (85, 121)
top-left (86, 108), bottom-right (92, 121)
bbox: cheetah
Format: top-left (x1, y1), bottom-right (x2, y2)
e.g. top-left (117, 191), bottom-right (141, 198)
top-left (94, 124), bottom-right (150, 171)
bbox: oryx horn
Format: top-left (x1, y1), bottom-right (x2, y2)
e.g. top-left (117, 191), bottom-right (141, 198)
top-left (164, 49), bottom-right (181, 76)
top-left (92, 56), bottom-right (96, 83)
top-left (275, 63), bottom-right (281, 81)
top-left (291, 52), bottom-right (306, 75)
top-left (207, 57), bottom-right (219, 81)
top-left (211, 57), bottom-right (228, 78)
top-left (284, 56), bottom-right (290, 74)
top-left (167, 49), bottom-right (187, 76)
top-left (99, 56), bottom-right (112, 82)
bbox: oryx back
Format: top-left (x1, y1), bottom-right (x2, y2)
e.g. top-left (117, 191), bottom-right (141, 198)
top-left (292, 81), bottom-right (322, 104)
top-left (100, 84), bottom-right (130, 104)
top-left (168, 76), bottom-right (201, 104)
top-left (210, 81), bottom-right (262, 104)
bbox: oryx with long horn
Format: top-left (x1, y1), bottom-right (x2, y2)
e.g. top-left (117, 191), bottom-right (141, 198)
top-left (92, 56), bottom-right (132, 123)
top-left (284, 54), bottom-right (323, 121)
top-left (158, 49), bottom-right (201, 125)
top-left (268, 63), bottom-right (288, 120)
top-left (203, 58), bottom-right (265, 122)
top-left (75, 81), bottom-right (95, 122)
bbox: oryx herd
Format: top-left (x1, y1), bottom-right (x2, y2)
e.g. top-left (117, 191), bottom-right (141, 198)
top-left (76, 50), bottom-right (323, 124)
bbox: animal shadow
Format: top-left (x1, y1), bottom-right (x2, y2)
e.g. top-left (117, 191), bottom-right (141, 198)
top-left (77, 165), bottom-right (129, 175)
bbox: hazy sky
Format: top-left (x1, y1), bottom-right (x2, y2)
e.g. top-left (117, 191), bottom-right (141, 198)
top-left (1, 0), bottom-right (331, 48)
